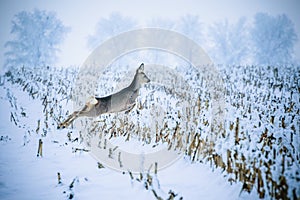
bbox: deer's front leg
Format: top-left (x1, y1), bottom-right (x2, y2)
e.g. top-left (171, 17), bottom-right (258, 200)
top-left (124, 102), bottom-right (136, 114)
top-left (124, 90), bottom-right (138, 114)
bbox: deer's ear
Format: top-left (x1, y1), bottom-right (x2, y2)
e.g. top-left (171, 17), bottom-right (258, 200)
top-left (138, 63), bottom-right (144, 71)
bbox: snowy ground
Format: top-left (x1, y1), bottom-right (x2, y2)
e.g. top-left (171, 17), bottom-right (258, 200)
top-left (0, 77), bottom-right (258, 200)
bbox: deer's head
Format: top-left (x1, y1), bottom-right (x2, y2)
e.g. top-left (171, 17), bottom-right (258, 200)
top-left (135, 63), bottom-right (150, 85)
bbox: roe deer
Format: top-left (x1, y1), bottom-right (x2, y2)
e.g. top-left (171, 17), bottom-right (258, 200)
top-left (57, 63), bottom-right (150, 129)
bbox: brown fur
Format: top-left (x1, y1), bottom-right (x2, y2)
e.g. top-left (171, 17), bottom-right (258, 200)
top-left (58, 63), bottom-right (150, 129)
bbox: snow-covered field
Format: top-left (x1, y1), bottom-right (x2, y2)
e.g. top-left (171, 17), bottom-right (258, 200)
top-left (0, 64), bottom-right (299, 199)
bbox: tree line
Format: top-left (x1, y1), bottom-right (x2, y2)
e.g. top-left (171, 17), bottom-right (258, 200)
top-left (4, 10), bottom-right (298, 69)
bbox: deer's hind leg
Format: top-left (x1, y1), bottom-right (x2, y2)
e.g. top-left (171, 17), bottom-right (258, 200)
top-left (57, 111), bottom-right (80, 129)
top-left (58, 97), bottom-right (99, 129)
top-left (57, 102), bottom-right (97, 129)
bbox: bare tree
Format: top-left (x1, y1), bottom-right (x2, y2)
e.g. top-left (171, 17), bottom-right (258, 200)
top-left (4, 9), bottom-right (69, 69)
top-left (251, 13), bottom-right (298, 65)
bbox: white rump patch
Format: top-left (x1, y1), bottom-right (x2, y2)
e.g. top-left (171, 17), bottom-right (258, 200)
top-left (87, 96), bottom-right (98, 105)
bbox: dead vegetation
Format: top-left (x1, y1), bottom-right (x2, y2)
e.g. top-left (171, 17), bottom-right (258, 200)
top-left (2, 64), bottom-right (299, 199)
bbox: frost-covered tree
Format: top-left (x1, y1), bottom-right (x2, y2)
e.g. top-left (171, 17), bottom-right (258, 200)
top-left (87, 12), bottom-right (137, 49)
top-left (144, 18), bottom-right (177, 65)
top-left (251, 13), bottom-right (298, 65)
top-left (208, 17), bottom-right (250, 65)
top-left (177, 14), bottom-right (203, 44)
top-left (4, 9), bottom-right (69, 68)
top-left (174, 15), bottom-right (204, 68)
top-left (147, 18), bottom-right (176, 30)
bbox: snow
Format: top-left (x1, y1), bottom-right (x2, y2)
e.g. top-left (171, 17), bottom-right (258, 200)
top-left (0, 66), bottom-right (258, 200)
top-left (1, 63), bottom-right (299, 199)
top-left (1, 4), bottom-right (299, 200)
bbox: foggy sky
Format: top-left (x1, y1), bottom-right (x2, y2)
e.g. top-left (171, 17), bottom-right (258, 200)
top-left (0, 0), bottom-right (299, 69)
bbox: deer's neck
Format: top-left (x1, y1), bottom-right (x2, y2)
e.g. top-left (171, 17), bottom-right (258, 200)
top-left (129, 74), bottom-right (140, 90)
